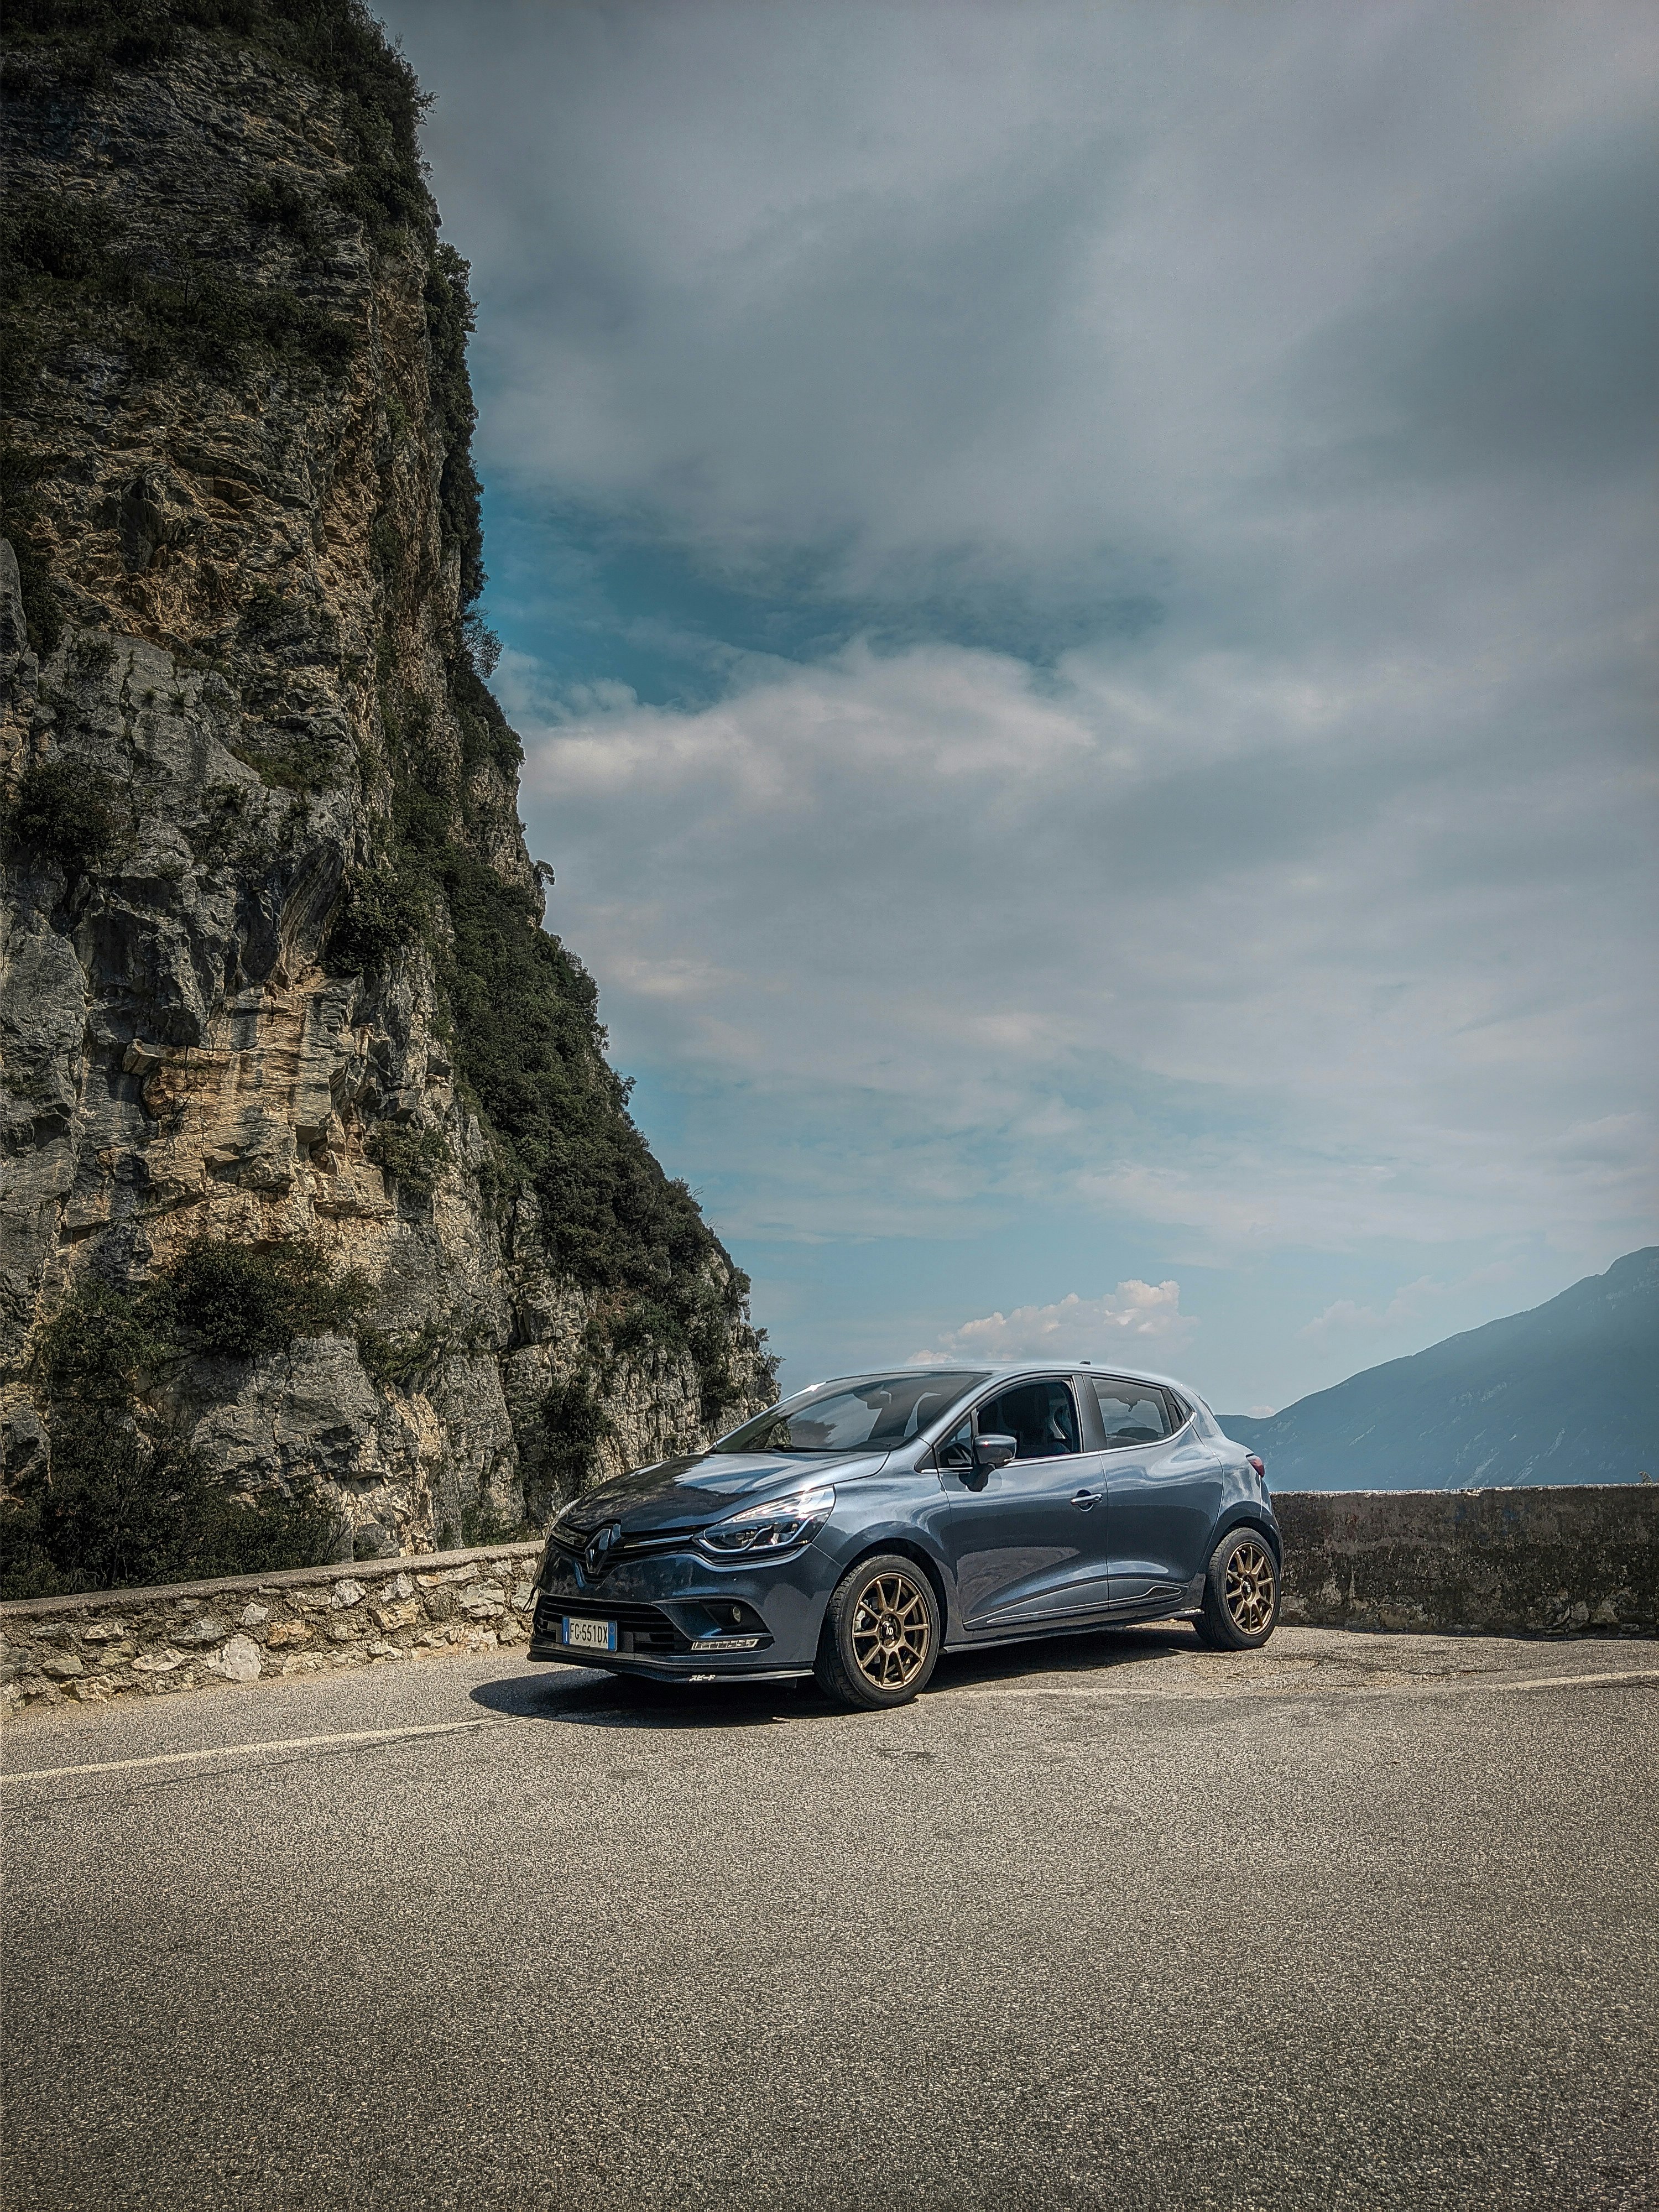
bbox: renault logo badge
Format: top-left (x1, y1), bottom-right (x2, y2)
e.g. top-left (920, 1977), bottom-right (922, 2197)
top-left (583, 1521), bottom-right (623, 1578)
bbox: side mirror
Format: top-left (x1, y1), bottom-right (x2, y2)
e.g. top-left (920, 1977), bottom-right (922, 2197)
top-left (973, 1432), bottom-right (1018, 1473)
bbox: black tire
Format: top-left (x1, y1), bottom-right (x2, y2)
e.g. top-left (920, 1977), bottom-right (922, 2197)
top-left (1193, 1527), bottom-right (1280, 1650)
top-left (814, 1553), bottom-right (942, 1709)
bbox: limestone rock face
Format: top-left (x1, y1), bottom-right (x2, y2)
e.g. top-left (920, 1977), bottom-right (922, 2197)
top-left (0, 9), bottom-right (774, 1561)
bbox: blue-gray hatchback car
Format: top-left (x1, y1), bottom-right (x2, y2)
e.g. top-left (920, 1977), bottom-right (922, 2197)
top-left (528, 1364), bottom-right (1280, 1708)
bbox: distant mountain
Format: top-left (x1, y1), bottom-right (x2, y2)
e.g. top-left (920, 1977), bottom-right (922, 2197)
top-left (1222, 1249), bottom-right (1658, 1490)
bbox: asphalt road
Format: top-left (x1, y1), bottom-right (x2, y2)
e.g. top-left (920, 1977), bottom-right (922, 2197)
top-left (3, 1625), bottom-right (1656, 2212)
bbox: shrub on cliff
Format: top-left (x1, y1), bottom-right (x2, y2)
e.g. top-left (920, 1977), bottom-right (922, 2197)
top-left (158, 1237), bottom-right (376, 1360)
top-left (0, 1426), bottom-right (346, 1601)
top-left (536, 1374), bottom-right (613, 1502)
top-left (6, 759), bottom-right (119, 873)
top-left (0, 1241), bottom-right (379, 1597)
top-left (0, 1268), bottom-right (354, 1599)
top-left (364, 1124), bottom-right (450, 1202)
top-left (324, 862), bottom-right (430, 977)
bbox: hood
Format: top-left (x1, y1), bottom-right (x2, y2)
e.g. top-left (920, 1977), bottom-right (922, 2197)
top-left (559, 1449), bottom-right (889, 1538)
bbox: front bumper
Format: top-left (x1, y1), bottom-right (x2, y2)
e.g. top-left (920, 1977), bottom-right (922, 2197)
top-left (526, 1540), bottom-right (828, 1678)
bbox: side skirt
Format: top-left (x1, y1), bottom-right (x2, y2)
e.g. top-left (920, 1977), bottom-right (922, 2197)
top-left (944, 1599), bottom-right (1204, 1656)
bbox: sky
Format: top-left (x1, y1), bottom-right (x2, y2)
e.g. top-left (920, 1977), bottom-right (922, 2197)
top-left (377, 0), bottom-right (1658, 1413)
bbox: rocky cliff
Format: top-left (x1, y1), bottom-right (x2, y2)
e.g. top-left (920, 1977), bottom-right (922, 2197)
top-left (0, 0), bottom-right (774, 1583)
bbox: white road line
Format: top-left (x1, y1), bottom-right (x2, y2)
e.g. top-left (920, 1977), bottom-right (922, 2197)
top-left (3, 1665), bottom-right (1655, 1782)
top-left (946, 1665), bottom-right (1659, 1704)
top-left (0, 1714), bottom-right (515, 1787)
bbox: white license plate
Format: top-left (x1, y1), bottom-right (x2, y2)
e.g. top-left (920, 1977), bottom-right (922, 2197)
top-left (564, 1616), bottom-right (617, 1652)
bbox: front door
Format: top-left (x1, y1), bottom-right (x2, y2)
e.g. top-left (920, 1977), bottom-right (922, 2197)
top-left (938, 1378), bottom-right (1112, 1629)
top-left (1085, 1378), bottom-right (1223, 1608)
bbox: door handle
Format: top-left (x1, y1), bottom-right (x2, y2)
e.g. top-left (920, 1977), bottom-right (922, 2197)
top-left (1071, 1488), bottom-right (1101, 1509)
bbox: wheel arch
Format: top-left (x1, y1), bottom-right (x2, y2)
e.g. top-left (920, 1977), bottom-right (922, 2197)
top-left (1213, 1507), bottom-right (1283, 1564)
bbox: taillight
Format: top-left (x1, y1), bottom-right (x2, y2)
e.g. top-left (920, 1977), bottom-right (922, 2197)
top-left (1246, 1454), bottom-right (1266, 1481)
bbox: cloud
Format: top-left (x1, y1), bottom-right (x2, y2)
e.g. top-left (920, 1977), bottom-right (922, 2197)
top-left (377, 0), bottom-right (1659, 1400)
top-left (911, 1281), bottom-right (1195, 1365)
top-left (1296, 1259), bottom-right (1529, 1345)
top-left (507, 623), bottom-right (1658, 1260)
top-left (1298, 1277), bottom-right (1443, 1345)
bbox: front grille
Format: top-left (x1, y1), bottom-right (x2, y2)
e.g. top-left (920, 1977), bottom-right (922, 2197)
top-left (546, 1525), bottom-right (700, 1565)
top-left (533, 1597), bottom-right (688, 1657)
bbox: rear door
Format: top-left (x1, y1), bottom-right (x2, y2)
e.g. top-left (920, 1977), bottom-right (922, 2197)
top-left (1088, 1378), bottom-right (1223, 1608)
top-left (937, 1377), bottom-right (1112, 1629)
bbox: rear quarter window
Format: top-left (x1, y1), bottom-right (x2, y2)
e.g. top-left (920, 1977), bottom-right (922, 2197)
top-left (1091, 1380), bottom-right (1173, 1446)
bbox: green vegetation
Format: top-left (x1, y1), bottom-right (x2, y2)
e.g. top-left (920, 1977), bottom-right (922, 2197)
top-left (368, 510), bottom-right (405, 589)
top-left (0, 189), bottom-right (356, 392)
top-left (453, 655), bottom-right (522, 778)
top-left (321, 236), bottom-right (764, 1422)
top-left (461, 610), bottom-right (502, 680)
top-left (6, 758), bottom-right (119, 873)
top-left (0, 1243), bottom-right (375, 1598)
top-left (325, 862), bottom-right (430, 975)
top-left (0, 0), bottom-right (486, 660)
top-left (424, 243), bottom-right (486, 608)
top-left (242, 176), bottom-right (322, 254)
top-left (457, 1494), bottom-right (528, 1548)
top-left (157, 1235), bottom-right (375, 1359)
top-left (352, 754), bottom-right (751, 1357)
top-left (0, 1420), bottom-right (346, 1600)
top-left (537, 1374), bottom-right (614, 1499)
top-left (364, 1123), bottom-right (450, 1201)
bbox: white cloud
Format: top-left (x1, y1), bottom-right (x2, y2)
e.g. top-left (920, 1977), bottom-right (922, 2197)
top-left (1298, 1278), bottom-right (1442, 1345)
top-left (910, 1281), bottom-right (1195, 1365)
top-left (1295, 1260), bottom-right (1531, 1346)
top-left (510, 623), bottom-right (1658, 1260)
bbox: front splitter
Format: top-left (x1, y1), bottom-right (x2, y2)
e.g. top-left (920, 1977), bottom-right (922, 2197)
top-left (526, 1640), bottom-right (810, 1683)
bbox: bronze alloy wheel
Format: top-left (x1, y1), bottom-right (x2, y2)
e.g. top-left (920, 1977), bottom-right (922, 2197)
top-left (1224, 1539), bottom-right (1276, 1636)
top-left (849, 1567), bottom-right (932, 1692)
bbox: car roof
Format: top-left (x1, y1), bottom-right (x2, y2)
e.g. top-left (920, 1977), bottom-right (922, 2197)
top-left (808, 1360), bottom-right (1205, 1399)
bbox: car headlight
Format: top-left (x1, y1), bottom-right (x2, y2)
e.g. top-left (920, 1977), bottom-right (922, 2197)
top-left (699, 1483), bottom-right (835, 1557)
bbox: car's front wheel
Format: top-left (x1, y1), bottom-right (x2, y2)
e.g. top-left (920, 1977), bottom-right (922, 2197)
top-left (1192, 1528), bottom-right (1280, 1650)
top-left (815, 1553), bottom-right (941, 1709)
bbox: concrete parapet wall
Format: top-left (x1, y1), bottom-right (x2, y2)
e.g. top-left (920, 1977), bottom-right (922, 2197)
top-left (0, 1542), bottom-right (541, 1720)
top-left (1276, 1486), bottom-right (1657, 1636)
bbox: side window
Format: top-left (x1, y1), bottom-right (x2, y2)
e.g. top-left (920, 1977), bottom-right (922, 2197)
top-left (1092, 1379), bottom-right (1172, 1448)
top-left (977, 1380), bottom-right (1081, 1460)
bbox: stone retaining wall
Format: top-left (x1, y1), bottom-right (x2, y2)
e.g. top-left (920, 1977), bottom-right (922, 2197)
top-left (1276, 1485), bottom-right (1657, 1636)
top-left (3, 1486), bottom-right (1654, 1719)
top-left (0, 1543), bottom-right (541, 1719)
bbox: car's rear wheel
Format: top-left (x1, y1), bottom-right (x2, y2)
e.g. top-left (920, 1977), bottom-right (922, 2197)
top-left (1192, 1528), bottom-right (1280, 1650)
top-left (815, 1553), bottom-right (941, 1709)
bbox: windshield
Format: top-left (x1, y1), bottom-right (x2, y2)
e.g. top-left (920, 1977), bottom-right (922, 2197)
top-left (719, 1372), bottom-right (989, 1454)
